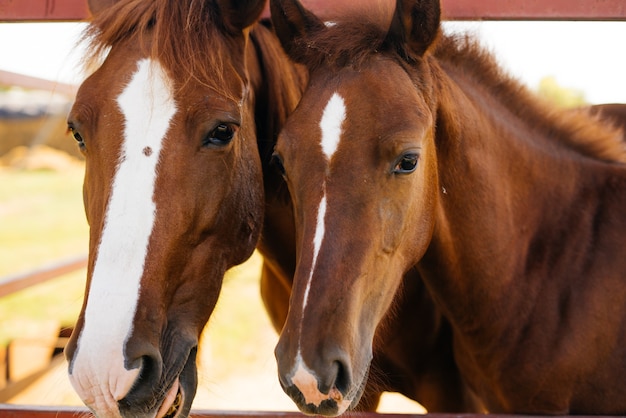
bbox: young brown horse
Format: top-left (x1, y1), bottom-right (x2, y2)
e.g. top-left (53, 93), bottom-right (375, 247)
top-left (64, 0), bottom-right (477, 416)
top-left (64, 0), bottom-right (301, 416)
top-left (270, 0), bottom-right (626, 415)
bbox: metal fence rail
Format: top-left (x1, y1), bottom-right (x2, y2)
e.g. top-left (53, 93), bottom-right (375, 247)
top-left (0, 407), bottom-right (622, 418)
top-left (0, 0), bottom-right (625, 21)
top-left (0, 0), bottom-right (624, 416)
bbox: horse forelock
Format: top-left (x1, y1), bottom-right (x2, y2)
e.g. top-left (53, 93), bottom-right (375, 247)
top-left (83, 0), bottom-right (244, 100)
top-left (291, 17), bottom-right (391, 72)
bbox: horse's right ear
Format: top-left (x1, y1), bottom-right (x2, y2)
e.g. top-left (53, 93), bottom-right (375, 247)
top-left (384, 0), bottom-right (441, 62)
top-left (270, 0), bottom-right (326, 63)
top-left (87, 0), bottom-right (118, 16)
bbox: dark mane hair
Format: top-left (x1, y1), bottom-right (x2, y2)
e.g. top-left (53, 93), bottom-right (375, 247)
top-left (292, 17), bottom-right (626, 163)
top-left (82, 0), bottom-right (238, 96)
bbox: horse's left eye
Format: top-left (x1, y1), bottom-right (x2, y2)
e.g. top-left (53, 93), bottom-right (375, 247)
top-left (203, 123), bottom-right (237, 147)
top-left (67, 124), bottom-right (85, 150)
top-left (393, 153), bottom-right (419, 174)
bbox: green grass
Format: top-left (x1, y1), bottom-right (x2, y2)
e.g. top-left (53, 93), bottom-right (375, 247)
top-left (0, 166), bottom-right (88, 276)
top-left (0, 165), bottom-right (88, 346)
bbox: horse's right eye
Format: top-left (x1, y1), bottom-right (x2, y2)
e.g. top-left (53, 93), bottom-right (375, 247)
top-left (203, 123), bottom-right (237, 147)
top-left (393, 152), bottom-right (419, 174)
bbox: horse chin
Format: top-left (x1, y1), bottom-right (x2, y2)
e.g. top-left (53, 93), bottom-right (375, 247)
top-left (156, 379), bottom-right (182, 418)
top-left (155, 347), bottom-right (198, 418)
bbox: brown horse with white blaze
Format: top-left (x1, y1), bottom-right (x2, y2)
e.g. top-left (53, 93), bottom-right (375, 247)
top-left (63, 0), bottom-right (301, 416)
top-left (64, 0), bottom-right (480, 416)
top-left (271, 0), bottom-right (626, 415)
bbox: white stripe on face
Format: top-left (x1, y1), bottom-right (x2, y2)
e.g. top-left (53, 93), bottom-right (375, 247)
top-left (290, 93), bottom-right (348, 408)
top-left (301, 196), bottom-right (327, 313)
top-left (300, 92), bottom-right (345, 315)
top-left (69, 59), bottom-right (177, 413)
top-left (320, 92), bottom-right (346, 160)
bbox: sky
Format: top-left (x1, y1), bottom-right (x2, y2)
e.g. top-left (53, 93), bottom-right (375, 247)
top-left (0, 20), bottom-right (625, 104)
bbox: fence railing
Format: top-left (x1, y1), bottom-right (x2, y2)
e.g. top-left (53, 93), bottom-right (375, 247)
top-left (0, 256), bottom-right (87, 299)
top-left (0, 0), bottom-right (625, 21)
top-left (1, 0), bottom-right (625, 416)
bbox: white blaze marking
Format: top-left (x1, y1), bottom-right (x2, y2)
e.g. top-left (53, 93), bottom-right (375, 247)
top-left (69, 59), bottom-right (176, 413)
top-left (291, 93), bottom-right (349, 409)
top-left (320, 92), bottom-right (345, 160)
top-left (301, 196), bottom-right (326, 313)
top-left (300, 93), bottom-right (345, 314)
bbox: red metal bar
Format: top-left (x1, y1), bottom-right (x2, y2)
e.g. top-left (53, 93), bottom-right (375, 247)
top-left (0, 0), bottom-right (89, 22)
top-left (0, 407), bottom-right (625, 418)
top-left (1, 0), bottom-right (626, 21)
top-left (440, 0), bottom-right (626, 20)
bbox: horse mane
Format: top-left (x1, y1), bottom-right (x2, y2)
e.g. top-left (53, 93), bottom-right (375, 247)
top-left (82, 0), bottom-right (236, 97)
top-left (433, 34), bottom-right (626, 163)
top-left (250, 21), bottom-right (307, 147)
top-left (249, 20), bottom-right (307, 203)
top-left (294, 19), bottom-right (626, 163)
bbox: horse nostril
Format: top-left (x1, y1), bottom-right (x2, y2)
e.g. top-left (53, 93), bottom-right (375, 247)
top-left (136, 354), bottom-right (160, 386)
top-left (332, 359), bottom-right (351, 395)
top-left (118, 352), bottom-right (163, 410)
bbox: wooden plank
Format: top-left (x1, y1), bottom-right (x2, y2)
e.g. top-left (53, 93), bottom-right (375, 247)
top-left (0, 70), bottom-right (77, 97)
top-left (0, 355), bottom-right (64, 403)
top-left (0, 256), bottom-right (87, 299)
top-left (0, 0), bottom-right (626, 21)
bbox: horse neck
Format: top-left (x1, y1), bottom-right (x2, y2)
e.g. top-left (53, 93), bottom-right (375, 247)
top-left (248, 21), bottom-right (305, 275)
top-left (421, 59), bottom-right (626, 336)
top-left (249, 21), bottom-right (306, 165)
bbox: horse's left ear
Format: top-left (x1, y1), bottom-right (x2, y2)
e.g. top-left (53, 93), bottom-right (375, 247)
top-left (270, 0), bottom-right (326, 63)
top-left (217, 0), bottom-right (267, 32)
top-left (384, 0), bottom-right (441, 61)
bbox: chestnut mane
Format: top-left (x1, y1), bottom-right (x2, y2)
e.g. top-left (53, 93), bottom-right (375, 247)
top-left (294, 19), bottom-right (626, 163)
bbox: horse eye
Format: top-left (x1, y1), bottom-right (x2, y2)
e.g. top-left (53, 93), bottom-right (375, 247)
top-left (393, 153), bottom-right (419, 174)
top-left (68, 124), bottom-right (85, 149)
top-left (203, 123), bottom-right (236, 147)
top-left (271, 152), bottom-right (286, 177)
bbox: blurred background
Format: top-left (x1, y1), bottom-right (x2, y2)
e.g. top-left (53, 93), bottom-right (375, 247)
top-left (0, 15), bottom-right (625, 413)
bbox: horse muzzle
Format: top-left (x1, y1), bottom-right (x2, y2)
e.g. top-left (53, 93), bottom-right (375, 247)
top-left (68, 339), bottom-right (197, 418)
top-left (275, 344), bottom-right (368, 416)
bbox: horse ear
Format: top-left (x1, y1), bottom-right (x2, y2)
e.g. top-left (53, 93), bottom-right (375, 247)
top-left (384, 0), bottom-right (441, 61)
top-left (217, 0), bottom-right (267, 32)
top-left (270, 0), bottom-right (326, 62)
top-left (87, 0), bottom-right (118, 16)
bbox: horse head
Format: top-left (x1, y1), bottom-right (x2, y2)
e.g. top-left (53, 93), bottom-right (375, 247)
top-left (64, 0), bottom-right (266, 416)
top-left (270, 0), bottom-right (442, 414)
